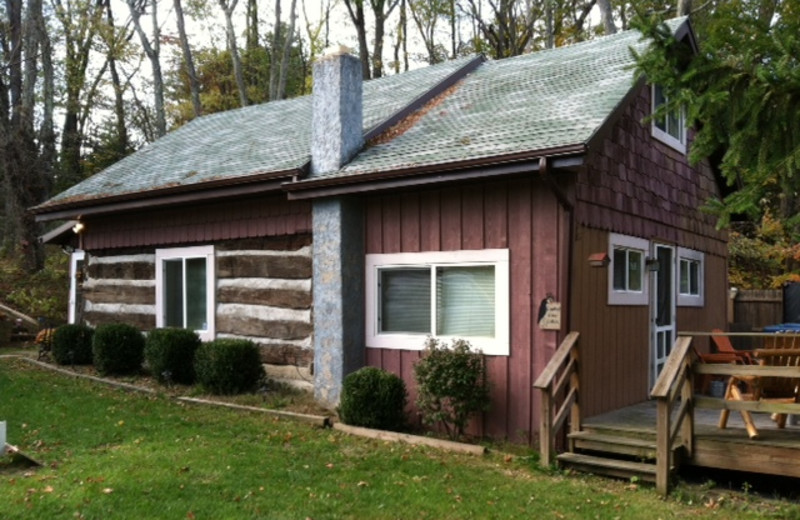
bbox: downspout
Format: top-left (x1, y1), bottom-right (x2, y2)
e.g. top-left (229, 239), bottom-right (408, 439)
top-left (538, 154), bottom-right (579, 439)
top-left (538, 155), bottom-right (575, 337)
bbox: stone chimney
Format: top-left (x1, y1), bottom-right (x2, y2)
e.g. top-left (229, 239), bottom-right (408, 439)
top-left (310, 46), bottom-right (364, 176)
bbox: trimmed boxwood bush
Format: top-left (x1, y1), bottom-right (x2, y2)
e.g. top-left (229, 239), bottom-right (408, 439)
top-left (92, 323), bottom-right (145, 376)
top-left (194, 339), bottom-right (265, 395)
top-left (339, 367), bottom-right (407, 432)
top-left (145, 328), bottom-right (201, 385)
top-left (52, 324), bottom-right (94, 365)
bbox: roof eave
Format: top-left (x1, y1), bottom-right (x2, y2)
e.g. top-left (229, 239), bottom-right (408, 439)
top-left (32, 169), bottom-right (302, 221)
top-left (284, 145), bottom-right (586, 200)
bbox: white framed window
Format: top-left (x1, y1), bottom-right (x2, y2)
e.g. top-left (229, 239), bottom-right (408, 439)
top-left (651, 84), bottom-right (686, 153)
top-left (677, 247), bottom-right (704, 307)
top-left (609, 233), bottom-right (649, 306)
top-left (155, 245), bottom-right (216, 341)
top-left (366, 249), bottom-right (510, 356)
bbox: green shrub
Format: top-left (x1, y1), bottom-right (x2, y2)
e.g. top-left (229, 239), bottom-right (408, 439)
top-left (92, 323), bottom-right (145, 376)
top-left (52, 324), bottom-right (94, 365)
top-left (145, 328), bottom-right (201, 385)
top-left (339, 367), bottom-right (407, 431)
top-left (414, 338), bottom-right (490, 440)
top-left (194, 339), bottom-right (265, 395)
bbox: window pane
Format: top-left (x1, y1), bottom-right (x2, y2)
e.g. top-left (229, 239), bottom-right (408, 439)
top-left (185, 257), bottom-right (208, 330)
top-left (689, 261), bottom-right (699, 295)
top-left (654, 85), bottom-right (667, 131)
top-left (679, 259), bottom-right (690, 294)
top-left (380, 268), bottom-right (431, 333)
top-left (628, 250), bottom-right (643, 292)
top-left (436, 266), bottom-right (495, 337)
top-left (164, 259), bottom-right (184, 328)
top-left (613, 248), bottom-right (627, 290)
top-left (668, 109), bottom-right (682, 140)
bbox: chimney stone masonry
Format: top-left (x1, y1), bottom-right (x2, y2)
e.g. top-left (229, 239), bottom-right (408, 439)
top-left (310, 46), bottom-right (364, 176)
top-left (310, 46), bottom-right (366, 409)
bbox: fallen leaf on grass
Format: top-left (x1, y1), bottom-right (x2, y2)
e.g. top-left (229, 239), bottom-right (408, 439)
top-left (357, 481), bottom-right (368, 488)
top-left (102, 488), bottom-right (113, 494)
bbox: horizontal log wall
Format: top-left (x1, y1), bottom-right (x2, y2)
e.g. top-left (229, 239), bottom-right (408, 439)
top-left (83, 253), bottom-right (156, 330)
top-left (216, 236), bottom-right (313, 367)
top-left (81, 235), bottom-right (313, 369)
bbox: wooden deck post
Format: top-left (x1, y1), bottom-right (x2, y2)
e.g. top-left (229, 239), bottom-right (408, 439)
top-left (540, 391), bottom-right (554, 467)
top-left (656, 398), bottom-right (671, 495)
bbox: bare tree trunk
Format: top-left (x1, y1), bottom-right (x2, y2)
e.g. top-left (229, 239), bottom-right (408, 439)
top-left (343, 0), bottom-right (370, 79)
top-left (103, 0), bottom-right (131, 160)
top-left (219, 0), bottom-right (248, 107)
top-left (270, 0), bottom-right (282, 100)
top-left (677, 0), bottom-right (692, 16)
top-left (174, 0), bottom-right (202, 117)
top-left (370, 0), bottom-right (401, 79)
top-left (246, 0), bottom-right (259, 51)
top-left (1, 0), bottom-right (47, 270)
top-left (127, 0), bottom-right (167, 137)
top-left (276, 0), bottom-right (297, 100)
top-left (596, 0), bottom-right (616, 34)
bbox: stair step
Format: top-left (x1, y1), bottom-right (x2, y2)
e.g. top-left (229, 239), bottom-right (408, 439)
top-left (568, 431), bottom-right (657, 459)
top-left (557, 452), bottom-right (657, 482)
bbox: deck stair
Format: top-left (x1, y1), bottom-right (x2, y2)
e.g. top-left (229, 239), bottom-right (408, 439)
top-left (557, 425), bottom-right (677, 483)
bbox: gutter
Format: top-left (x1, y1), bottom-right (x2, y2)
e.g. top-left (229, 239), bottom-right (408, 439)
top-left (32, 169), bottom-right (300, 221)
top-left (284, 144), bottom-right (587, 200)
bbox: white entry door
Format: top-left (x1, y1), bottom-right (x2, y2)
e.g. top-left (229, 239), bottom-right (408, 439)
top-left (650, 244), bottom-right (676, 387)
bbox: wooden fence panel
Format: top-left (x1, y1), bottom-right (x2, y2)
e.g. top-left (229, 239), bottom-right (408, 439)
top-left (733, 289), bottom-right (782, 330)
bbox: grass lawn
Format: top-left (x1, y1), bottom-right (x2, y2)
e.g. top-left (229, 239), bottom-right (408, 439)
top-left (0, 357), bottom-right (797, 519)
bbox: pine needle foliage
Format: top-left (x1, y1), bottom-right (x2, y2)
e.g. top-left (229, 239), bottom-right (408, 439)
top-left (631, 4), bottom-right (800, 234)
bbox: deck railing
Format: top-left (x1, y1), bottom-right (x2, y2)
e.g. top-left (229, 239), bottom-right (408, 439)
top-left (533, 331), bottom-right (580, 467)
top-left (650, 336), bottom-right (695, 495)
top-left (654, 331), bottom-right (800, 495)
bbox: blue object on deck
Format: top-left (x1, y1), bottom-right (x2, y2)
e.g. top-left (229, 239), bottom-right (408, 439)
top-left (763, 323), bottom-right (800, 332)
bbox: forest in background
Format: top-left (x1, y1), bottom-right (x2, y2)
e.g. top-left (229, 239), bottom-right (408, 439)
top-left (0, 0), bottom-right (797, 321)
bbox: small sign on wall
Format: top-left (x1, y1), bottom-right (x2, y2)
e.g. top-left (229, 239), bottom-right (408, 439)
top-left (538, 297), bottom-right (561, 330)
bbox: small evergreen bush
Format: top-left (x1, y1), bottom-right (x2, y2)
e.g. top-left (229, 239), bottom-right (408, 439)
top-left (414, 337), bottom-right (490, 440)
top-left (339, 367), bottom-right (407, 431)
top-left (52, 324), bottom-right (95, 365)
top-left (92, 323), bottom-right (145, 376)
top-left (194, 339), bottom-right (265, 395)
top-left (145, 328), bottom-right (201, 385)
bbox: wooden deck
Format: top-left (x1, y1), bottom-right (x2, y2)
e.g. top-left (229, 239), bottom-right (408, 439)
top-left (585, 400), bottom-right (800, 479)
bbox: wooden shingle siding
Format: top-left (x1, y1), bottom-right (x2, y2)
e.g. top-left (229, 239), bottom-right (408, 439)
top-left (83, 196), bottom-right (311, 250)
top-left (364, 177), bottom-right (566, 443)
top-left (579, 85), bottom-right (725, 258)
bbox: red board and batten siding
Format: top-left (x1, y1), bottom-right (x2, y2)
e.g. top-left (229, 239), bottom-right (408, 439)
top-left (82, 195), bottom-right (312, 250)
top-left (364, 177), bottom-right (568, 443)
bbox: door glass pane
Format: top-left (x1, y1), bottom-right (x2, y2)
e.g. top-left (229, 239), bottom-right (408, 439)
top-left (164, 259), bottom-right (184, 328)
top-left (379, 268), bottom-right (431, 333)
top-left (436, 266), bottom-right (495, 337)
top-left (627, 250), bottom-right (642, 292)
top-left (655, 247), bottom-right (672, 327)
top-left (185, 257), bottom-right (208, 330)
